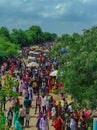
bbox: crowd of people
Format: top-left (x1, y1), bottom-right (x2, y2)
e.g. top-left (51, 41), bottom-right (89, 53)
top-left (0, 44), bottom-right (92, 130)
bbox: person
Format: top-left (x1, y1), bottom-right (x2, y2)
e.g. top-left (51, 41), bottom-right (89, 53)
top-left (63, 98), bottom-right (68, 111)
top-left (14, 111), bottom-right (19, 126)
top-left (24, 87), bottom-right (29, 99)
top-left (38, 110), bottom-right (43, 119)
top-left (68, 103), bottom-right (73, 113)
top-left (53, 116), bottom-right (62, 130)
top-left (13, 86), bottom-right (17, 92)
top-left (66, 120), bottom-right (71, 130)
top-left (81, 119), bottom-right (87, 130)
top-left (57, 101), bottom-right (62, 116)
top-left (36, 111), bottom-right (43, 130)
top-left (48, 96), bottom-right (53, 109)
top-left (14, 98), bottom-right (20, 113)
top-left (14, 117), bottom-right (22, 130)
top-left (51, 104), bottom-right (56, 125)
top-left (19, 104), bottom-right (26, 127)
top-left (41, 95), bottom-right (47, 114)
top-left (39, 114), bottom-right (49, 130)
top-left (7, 107), bottom-right (13, 127)
top-left (1, 65), bottom-right (5, 75)
top-left (35, 94), bottom-right (41, 114)
top-left (36, 118), bottom-right (41, 130)
top-left (70, 115), bottom-right (76, 130)
top-left (85, 109), bottom-right (91, 119)
top-left (19, 82), bottom-right (24, 96)
top-left (24, 97), bottom-right (30, 114)
top-left (28, 87), bottom-right (33, 107)
top-left (25, 112), bottom-right (30, 128)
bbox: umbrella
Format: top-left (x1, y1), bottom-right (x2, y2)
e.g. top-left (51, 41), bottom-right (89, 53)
top-left (18, 50), bottom-right (22, 53)
top-left (44, 49), bottom-right (49, 53)
top-left (28, 56), bottom-right (35, 60)
top-left (35, 48), bottom-right (42, 52)
top-left (56, 100), bottom-right (64, 106)
top-left (33, 52), bottom-right (40, 55)
top-left (60, 48), bottom-right (65, 54)
top-left (29, 51), bottom-right (35, 54)
top-left (43, 53), bottom-right (48, 57)
top-left (50, 70), bottom-right (58, 76)
top-left (67, 99), bottom-right (73, 105)
top-left (27, 62), bottom-right (39, 67)
top-left (56, 99), bottom-right (73, 106)
top-left (31, 45), bottom-right (39, 49)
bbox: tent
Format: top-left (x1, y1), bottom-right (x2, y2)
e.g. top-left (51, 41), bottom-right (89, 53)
top-left (50, 70), bottom-right (58, 77)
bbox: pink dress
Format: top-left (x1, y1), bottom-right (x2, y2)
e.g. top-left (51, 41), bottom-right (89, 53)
top-left (19, 84), bottom-right (24, 93)
top-left (11, 98), bottom-right (15, 108)
top-left (85, 110), bottom-right (90, 119)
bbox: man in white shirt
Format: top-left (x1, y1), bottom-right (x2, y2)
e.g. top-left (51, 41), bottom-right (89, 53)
top-left (51, 105), bottom-right (56, 125)
top-left (41, 95), bottom-right (47, 114)
top-left (68, 104), bottom-right (73, 113)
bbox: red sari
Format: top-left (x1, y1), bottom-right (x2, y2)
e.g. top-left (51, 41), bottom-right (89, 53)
top-left (54, 117), bottom-right (62, 130)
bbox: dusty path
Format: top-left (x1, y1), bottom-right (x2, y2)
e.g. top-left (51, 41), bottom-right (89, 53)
top-left (5, 93), bottom-right (59, 130)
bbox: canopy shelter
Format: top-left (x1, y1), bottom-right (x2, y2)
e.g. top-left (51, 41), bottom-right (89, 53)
top-left (44, 49), bottom-right (49, 53)
top-left (30, 45), bottom-right (39, 50)
top-left (50, 70), bottom-right (58, 77)
top-left (26, 62), bottom-right (39, 67)
top-left (28, 56), bottom-right (36, 60)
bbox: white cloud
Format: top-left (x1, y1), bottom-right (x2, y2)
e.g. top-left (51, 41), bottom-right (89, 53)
top-left (39, 2), bottom-right (72, 18)
top-left (55, 3), bottom-right (71, 15)
top-left (78, 0), bottom-right (95, 3)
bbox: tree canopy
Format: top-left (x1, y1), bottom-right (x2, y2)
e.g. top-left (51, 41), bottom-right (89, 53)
top-left (0, 36), bottom-right (18, 57)
top-left (0, 25), bottom-right (57, 48)
top-left (50, 25), bottom-right (97, 109)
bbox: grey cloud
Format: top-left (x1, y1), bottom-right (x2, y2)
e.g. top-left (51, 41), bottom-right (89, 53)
top-left (0, 0), bottom-right (97, 35)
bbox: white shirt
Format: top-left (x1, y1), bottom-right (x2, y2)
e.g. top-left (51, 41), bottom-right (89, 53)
top-left (39, 117), bottom-right (49, 130)
top-left (42, 97), bottom-right (47, 107)
top-left (70, 118), bottom-right (76, 129)
top-left (1, 65), bottom-right (4, 71)
top-left (26, 114), bottom-right (30, 121)
top-left (51, 107), bottom-right (56, 116)
top-left (13, 87), bottom-right (16, 92)
top-left (68, 105), bottom-right (73, 112)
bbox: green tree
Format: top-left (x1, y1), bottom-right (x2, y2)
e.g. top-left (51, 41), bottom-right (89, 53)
top-left (0, 26), bottom-right (10, 40)
top-left (50, 26), bottom-right (97, 109)
top-left (28, 25), bottom-right (43, 44)
top-left (0, 36), bottom-right (18, 57)
top-left (10, 29), bottom-right (28, 47)
top-left (43, 32), bottom-right (57, 42)
top-left (0, 76), bottom-right (18, 130)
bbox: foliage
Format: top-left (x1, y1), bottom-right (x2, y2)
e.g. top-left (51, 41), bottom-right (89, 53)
top-left (0, 75), bottom-right (18, 104)
top-left (10, 25), bottom-right (57, 47)
top-left (50, 25), bottom-right (97, 110)
top-left (0, 36), bottom-right (19, 57)
top-left (10, 29), bottom-right (28, 47)
top-left (0, 75), bottom-right (18, 129)
top-left (0, 25), bottom-right (57, 48)
top-left (0, 26), bottom-right (10, 40)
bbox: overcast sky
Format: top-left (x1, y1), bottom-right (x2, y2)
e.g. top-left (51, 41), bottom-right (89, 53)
top-left (0, 0), bottom-right (97, 35)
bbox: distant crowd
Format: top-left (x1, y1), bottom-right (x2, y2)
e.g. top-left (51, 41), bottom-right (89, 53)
top-left (0, 45), bottom-right (92, 130)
